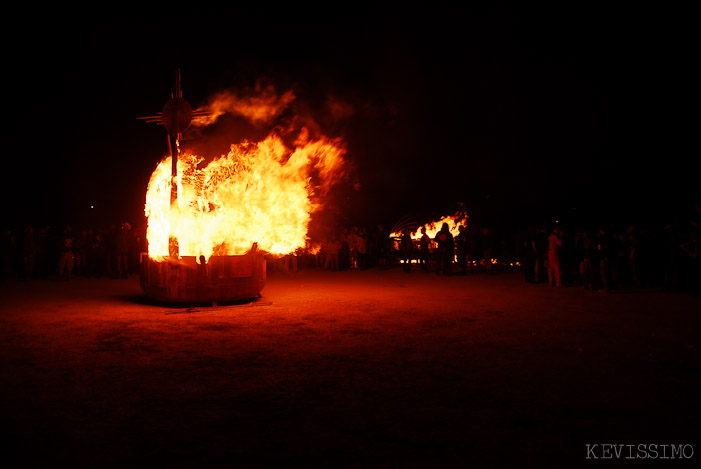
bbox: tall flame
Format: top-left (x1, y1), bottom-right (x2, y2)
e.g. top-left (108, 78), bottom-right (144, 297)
top-left (145, 128), bottom-right (345, 260)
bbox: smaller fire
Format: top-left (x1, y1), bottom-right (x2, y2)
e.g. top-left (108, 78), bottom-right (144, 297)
top-left (391, 214), bottom-right (467, 241)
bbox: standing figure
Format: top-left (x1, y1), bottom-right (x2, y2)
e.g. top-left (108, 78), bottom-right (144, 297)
top-left (434, 223), bottom-right (454, 276)
top-left (377, 224), bottom-right (389, 269)
top-left (347, 227), bottom-right (359, 269)
top-left (577, 230), bottom-right (595, 290)
top-left (523, 225), bottom-right (538, 283)
top-left (455, 224), bottom-right (468, 275)
top-left (547, 226), bottom-right (563, 287)
top-left (338, 230), bottom-right (350, 271)
top-left (534, 226), bottom-right (548, 283)
top-left (58, 226), bottom-right (75, 281)
top-left (419, 227), bottom-right (430, 272)
top-left (356, 228), bottom-right (368, 270)
top-left (482, 227), bottom-right (495, 271)
top-left (115, 222), bottom-right (131, 279)
top-left (323, 236), bottom-right (341, 271)
top-left (400, 229), bottom-right (414, 273)
top-left (468, 224), bottom-right (484, 272)
top-left (598, 226), bottom-right (613, 292)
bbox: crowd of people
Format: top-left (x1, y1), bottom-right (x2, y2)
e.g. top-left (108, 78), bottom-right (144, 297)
top-left (2, 202), bottom-right (699, 296)
top-left (309, 221), bottom-right (512, 276)
top-left (515, 220), bottom-right (700, 295)
top-left (0, 222), bottom-right (146, 282)
top-left (307, 203), bottom-right (700, 296)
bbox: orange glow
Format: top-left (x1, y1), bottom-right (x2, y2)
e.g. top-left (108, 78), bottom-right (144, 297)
top-left (145, 128), bottom-right (346, 261)
top-left (307, 243), bottom-right (322, 256)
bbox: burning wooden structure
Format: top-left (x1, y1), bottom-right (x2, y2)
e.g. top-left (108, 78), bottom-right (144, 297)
top-left (138, 71), bottom-right (345, 303)
top-left (139, 248), bottom-right (266, 304)
top-left (139, 71), bottom-right (266, 303)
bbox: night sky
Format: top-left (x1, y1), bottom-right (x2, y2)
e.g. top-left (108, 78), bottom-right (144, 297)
top-left (7, 6), bottom-right (695, 232)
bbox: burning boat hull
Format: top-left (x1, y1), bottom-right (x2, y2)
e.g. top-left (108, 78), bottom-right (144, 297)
top-left (140, 251), bottom-right (266, 304)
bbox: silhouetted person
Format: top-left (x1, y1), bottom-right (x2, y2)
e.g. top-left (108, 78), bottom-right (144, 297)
top-left (577, 230), bottom-right (595, 290)
top-left (356, 228), bottom-right (368, 270)
top-left (547, 226), bottom-right (563, 287)
top-left (347, 227), bottom-right (359, 269)
top-left (377, 224), bottom-right (389, 269)
top-left (129, 227), bottom-right (144, 275)
top-left (197, 255), bottom-right (209, 284)
top-left (612, 230), bottom-right (629, 287)
top-left (522, 225), bottom-right (538, 283)
top-left (400, 229), bottom-right (413, 272)
top-left (94, 229), bottom-right (108, 277)
top-left (434, 223), bottom-right (454, 276)
top-left (419, 227), bottom-right (430, 272)
top-left (323, 236), bottom-right (341, 271)
top-left (103, 224), bottom-right (116, 276)
top-left (559, 229), bottom-right (576, 285)
top-left (84, 229), bottom-right (99, 277)
top-left (73, 229), bottom-right (88, 277)
top-left (598, 227), bottom-right (613, 292)
top-left (339, 230), bottom-right (350, 271)
top-left (115, 222), bottom-right (131, 279)
top-left (455, 224), bottom-right (468, 275)
top-left (482, 227), bottom-right (495, 272)
top-left (35, 226), bottom-right (50, 280)
top-left (58, 226), bottom-right (75, 281)
top-left (534, 226), bottom-right (547, 283)
top-left (466, 224), bottom-right (483, 271)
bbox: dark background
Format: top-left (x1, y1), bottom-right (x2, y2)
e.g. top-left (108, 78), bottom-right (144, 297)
top-left (6, 5), bottom-right (695, 233)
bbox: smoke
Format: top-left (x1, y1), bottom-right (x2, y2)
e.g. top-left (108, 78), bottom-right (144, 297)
top-left (326, 94), bottom-right (356, 121)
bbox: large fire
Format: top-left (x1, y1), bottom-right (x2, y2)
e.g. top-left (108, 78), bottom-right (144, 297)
top-left (145, 127), bottom-right (346, 261)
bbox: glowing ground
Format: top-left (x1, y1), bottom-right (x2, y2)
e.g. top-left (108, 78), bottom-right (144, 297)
top-left (1, 269), bottom-right (699, 467)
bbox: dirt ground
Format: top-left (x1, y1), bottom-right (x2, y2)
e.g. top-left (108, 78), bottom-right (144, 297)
top-left (1, 267), bottom-right (699, 467)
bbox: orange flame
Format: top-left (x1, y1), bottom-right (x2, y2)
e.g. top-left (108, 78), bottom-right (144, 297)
top-left (392, 214), bottom-right (467, 240)
top-left (145, 128), bottom-right (345, 260)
